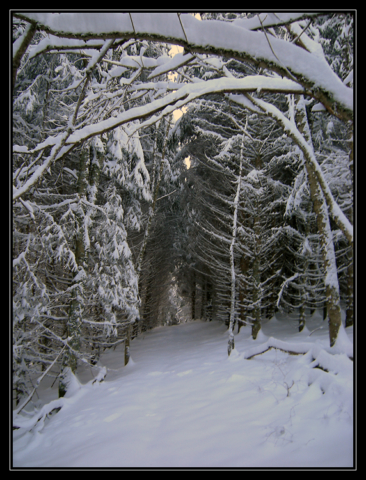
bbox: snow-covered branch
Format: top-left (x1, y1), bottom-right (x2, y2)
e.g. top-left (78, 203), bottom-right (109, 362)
top-left (276, 273), bottom-right (300, 307)
top-left (12, 21), bottom-right (37, 91)
top-left (14, 76), bottom-right (305, 153)
top-left (14, 12), bottom-right (352, 120)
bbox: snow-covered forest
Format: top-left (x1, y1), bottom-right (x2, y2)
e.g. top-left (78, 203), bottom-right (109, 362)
top-left (12, 11), bottom-right (354, 468)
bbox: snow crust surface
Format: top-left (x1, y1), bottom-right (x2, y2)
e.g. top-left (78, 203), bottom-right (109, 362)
top-left (13, 313), bottom-right (354, 468)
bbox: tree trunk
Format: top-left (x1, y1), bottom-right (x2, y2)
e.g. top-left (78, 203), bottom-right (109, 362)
top-left (239, 253), bottom-right (250, 332)
top-left (251, 154), bottom-right (262, 340)
top-left (201, 275), bottom-right (206, 320)
top-left (228, 138), bottom-right (243, 355)
top-left (299, 303), bottom-right (306, 332)
top-left (251, 248), bottom-right (261, 340)
top-left (206, 282), bottom-right (212, 321)
top-left (298, 201), bottom-right (312, 332)
top-left (142, 272), bottom-right (153, 330)
top-left (124, 324), bottom-right (131, 366)
top-left (295, 96), bottom-right (342, 347)
top-left (13, 22), bottom-right (37, 94)
top-left (191, 270), bottom-right (196, 321)
top-left (59, 148), bottom-right (89, 397)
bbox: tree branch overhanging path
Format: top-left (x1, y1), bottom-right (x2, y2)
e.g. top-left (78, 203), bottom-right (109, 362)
top-left (12, 12), bottom-right (353, 242)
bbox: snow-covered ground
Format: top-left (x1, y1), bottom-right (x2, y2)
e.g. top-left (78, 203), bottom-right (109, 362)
top-left (12, 312), bottom-right (354, 468)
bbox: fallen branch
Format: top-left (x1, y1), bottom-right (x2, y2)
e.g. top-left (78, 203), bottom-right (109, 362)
top-left (245, 345), bottom-right (304, 360)
top-left (243, 336), bottom-right (353, 362)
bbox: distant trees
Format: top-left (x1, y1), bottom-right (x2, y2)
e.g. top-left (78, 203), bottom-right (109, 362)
top-left (177, 94), bottom-right (298, 351)
top-left (12, 12), bottom-right (353, 404)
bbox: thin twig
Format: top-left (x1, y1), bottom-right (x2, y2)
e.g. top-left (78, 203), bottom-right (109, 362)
top-left (156, 189), bottom-right (178, 202)
top-left (178, 13), bottom-right (189, 44)
top-left (129, 13), bottom-right (136, 35)
top-left (290, 19), bottom-right (313, 44)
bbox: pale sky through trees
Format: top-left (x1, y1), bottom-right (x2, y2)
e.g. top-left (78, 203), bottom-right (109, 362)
top-left (169, 40), bottom-right (190, 169)
top-left (169, 13), bottom-right (201, 169)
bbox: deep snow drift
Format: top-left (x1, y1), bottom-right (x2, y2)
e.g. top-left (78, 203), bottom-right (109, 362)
top-left (13, 312), bottom-right (354, 468)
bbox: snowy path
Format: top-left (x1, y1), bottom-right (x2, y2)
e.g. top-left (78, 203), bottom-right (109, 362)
top-left (13, 315), bottom-right (354, 468)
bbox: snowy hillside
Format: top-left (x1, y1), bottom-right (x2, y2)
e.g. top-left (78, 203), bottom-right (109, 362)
top-left (13, 313), bottom-right (354, 468)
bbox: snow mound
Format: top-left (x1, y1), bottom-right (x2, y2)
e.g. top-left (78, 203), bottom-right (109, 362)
top-left (330, 323), bottom-right (353, 358)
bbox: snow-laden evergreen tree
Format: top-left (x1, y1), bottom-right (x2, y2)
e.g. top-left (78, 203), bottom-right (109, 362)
top-left (13, 33), bottom-right (91, 402)
top-left (12, 31), bottom-right (164, 400)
